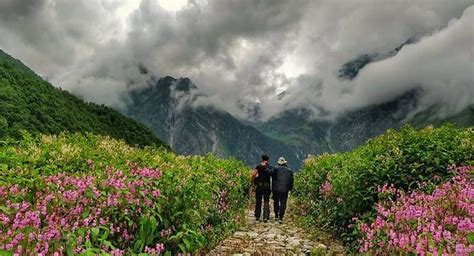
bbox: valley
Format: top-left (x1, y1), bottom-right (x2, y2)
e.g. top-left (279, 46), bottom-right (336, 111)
top-left (0, 1), bottom-right (473, 254)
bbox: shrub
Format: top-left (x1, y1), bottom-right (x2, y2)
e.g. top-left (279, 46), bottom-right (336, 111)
top-left (357, 165), bottom-right (473, 255)
top-left (0, 133), bottom-right (249, 254)
top-left (293, 125), bottom-right (473, 249)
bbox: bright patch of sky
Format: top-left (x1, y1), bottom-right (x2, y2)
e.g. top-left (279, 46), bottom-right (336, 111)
top-left (157, 0), bottom-right (187, 12)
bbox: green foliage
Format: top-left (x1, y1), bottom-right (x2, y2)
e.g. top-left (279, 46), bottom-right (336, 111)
top-left (0, 132), bottom-right (249, 253)
top-left (293, 124), bottom-right (473, 249)
top-left (0, 49), bottom-right (167, 148)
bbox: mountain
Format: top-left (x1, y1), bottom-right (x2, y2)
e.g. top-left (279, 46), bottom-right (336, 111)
top-left (259, 38), bottom-right (472, 156)
top-left (258, 91), bottom-right (414, 155)
top-left (123, 76), bottom-right (301, 166)
top-left (0, 49), bottom-right (167, 148)
top-left (327, 89), bottom-right (420, 152)
top-left (260, 90), bottom-right (472, 158)
top-left (409, 105), bottom-right (474, 128)
top-left (338, 37), bottom-right (416, 80)
top-left (260, 108), bottom-right (332, 155)
top-left (338, 53), bottom-right (377, 80)
top-left (122, 38), bottom-right (472, 168)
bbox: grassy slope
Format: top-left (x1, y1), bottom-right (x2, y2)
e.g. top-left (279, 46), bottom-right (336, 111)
top-left (0, 49), bottom-right (167, 148)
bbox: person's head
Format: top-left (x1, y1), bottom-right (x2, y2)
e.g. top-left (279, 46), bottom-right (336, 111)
top-left (261, 154), bottom-right (269, 162)
top-left (277, 157), bottom-right (287, 166)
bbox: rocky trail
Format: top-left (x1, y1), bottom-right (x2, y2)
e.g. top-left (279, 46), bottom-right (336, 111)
top-left (209, 201), bottom-right (346, 255)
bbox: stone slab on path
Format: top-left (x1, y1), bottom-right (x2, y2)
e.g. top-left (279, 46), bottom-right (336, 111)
top-left (208, 206), bottom-right (346, 255)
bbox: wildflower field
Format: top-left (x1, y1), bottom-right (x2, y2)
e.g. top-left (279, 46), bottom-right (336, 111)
top-left (293, 125), bottom-right (473, 254)
top-left (0, 133), bottom-right (249, 255)
top-left (358, 165), bottom-right (473, 255)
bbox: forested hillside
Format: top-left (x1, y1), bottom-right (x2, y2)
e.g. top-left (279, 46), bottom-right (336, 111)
top-left (0, 49), bottom-right (166, 148)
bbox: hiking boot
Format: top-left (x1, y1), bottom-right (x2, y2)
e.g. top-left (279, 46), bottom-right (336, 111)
top-left (278, 219), bottom-right (283, 224)
top-left (255, 217), bottom-right (260, 222)
top-left (263, 219), bottom-right (268, 223)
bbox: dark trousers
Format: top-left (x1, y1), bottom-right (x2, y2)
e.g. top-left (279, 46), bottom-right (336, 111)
top-left (273, 191), bottom-right (289, 220)
top-left (255, 187), bottom-right (270, 220)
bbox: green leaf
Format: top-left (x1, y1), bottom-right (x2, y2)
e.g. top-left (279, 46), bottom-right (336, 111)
top-left (0, 250), bottom-right (13, 256)
top-left (102, 240), bottom-right (115, 249)
top-left (85, 239), bottom-right (92, 248)
top-left (90, 227), bottom-right (100, 239)
top-left (178, 244), bottom-right (187, 253)
top-left (66, 244), bottom-right (75, 256)
top-left (467, 232), bottom-right (474, 244)
top-left (0, 206), bottom-right (11, 214)
top-left (183, 238), bottom-right (192, 250)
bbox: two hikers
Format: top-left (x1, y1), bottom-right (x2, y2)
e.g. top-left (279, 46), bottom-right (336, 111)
top-left (251, 154), bottom-right (294, 224)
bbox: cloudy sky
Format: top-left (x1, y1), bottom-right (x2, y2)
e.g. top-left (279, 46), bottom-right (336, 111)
top-left (1, 0), bottom-right (473, 121)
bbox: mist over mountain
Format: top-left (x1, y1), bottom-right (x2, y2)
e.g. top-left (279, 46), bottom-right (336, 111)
top-left (257, 42), bottom-right (474, 159)
top-left (123, 76), bottom-right (302, 166)
top-left (1, 1), bottom-right (472, 123)
top-left (0, 0), bottom-right (472, 167)
top-left (119, 58), bottom-right (472, 168)
top-left (118, 34), bottom-right (473, 167)
top-left (338, 37), bottom-right (416, 80)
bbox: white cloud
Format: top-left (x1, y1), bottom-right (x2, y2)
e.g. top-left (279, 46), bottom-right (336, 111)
top-left (158, 0), bottom-right (187, 12)
top-left (0, 0), bottom-right (472, 121)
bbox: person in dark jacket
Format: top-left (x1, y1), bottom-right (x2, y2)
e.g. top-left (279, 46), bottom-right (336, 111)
top-left (253, 154), bottom-right (272, 222)
top-left (270, 157), bottom-right (294, 223)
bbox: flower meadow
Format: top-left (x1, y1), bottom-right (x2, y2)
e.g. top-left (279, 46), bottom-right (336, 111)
top-left (0, 132), bottom-right (249, 255)
top-left (358, 165), bottom-right (473, 255)
top-left (293, 125), bottom-right (473, 252)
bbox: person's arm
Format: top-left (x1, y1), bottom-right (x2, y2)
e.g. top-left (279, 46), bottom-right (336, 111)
top-left (250, 168), bottom-right (258, 182)
top-left (289, 169), bottom-right (294, 191)
top-left (267, 165), bottom-right (275, 176)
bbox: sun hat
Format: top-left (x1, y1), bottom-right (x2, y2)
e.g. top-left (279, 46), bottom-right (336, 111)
top-left (277, 157), bottom-right (287, 165)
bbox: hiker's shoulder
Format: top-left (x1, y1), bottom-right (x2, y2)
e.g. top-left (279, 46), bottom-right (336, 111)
top-left (274, 165), bottom-right (285, 171)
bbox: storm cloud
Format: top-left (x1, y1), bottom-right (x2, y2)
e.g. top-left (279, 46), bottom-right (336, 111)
top-left (0, 0), bottom-right (472, 120)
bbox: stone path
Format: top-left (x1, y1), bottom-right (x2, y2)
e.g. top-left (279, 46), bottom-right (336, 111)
top-left (208, 203), bottom-right (346, 255)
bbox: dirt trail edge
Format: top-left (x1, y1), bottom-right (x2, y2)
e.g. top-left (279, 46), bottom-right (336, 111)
top-left (208, 202), bottom-right (346, 255)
